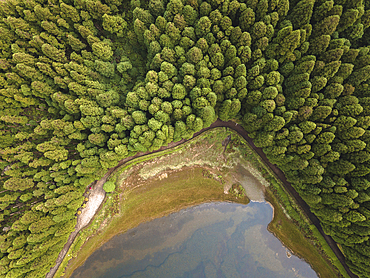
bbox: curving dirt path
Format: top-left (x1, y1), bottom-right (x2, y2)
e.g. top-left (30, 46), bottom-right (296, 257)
top-left (46, 120), bottom-right (357, 278)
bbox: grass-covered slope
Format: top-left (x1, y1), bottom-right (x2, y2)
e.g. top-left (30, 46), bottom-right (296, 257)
top-left (0, 0), bottom-right (370, 277)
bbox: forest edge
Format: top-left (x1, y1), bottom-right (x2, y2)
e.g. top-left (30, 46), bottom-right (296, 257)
top-left (46, 119), bottom-right (357, 278)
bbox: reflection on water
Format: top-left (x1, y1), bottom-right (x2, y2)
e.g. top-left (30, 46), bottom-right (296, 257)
top-left (71, 202), bottom-right (317, 278)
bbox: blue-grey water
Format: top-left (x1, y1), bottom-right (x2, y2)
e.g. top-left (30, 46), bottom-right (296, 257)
top-left (71, 202), bottom-right (317, 278)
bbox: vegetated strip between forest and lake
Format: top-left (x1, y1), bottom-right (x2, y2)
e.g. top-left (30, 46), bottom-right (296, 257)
top-left (47, 120), bottom-right (357, 278)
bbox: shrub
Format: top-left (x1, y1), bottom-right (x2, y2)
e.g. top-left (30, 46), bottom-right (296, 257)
top-left (103, 181), bottom-right (116, 193)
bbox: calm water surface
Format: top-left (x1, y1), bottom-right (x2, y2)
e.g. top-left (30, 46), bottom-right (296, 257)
top-left (71, 202), bottom-right (317, 278)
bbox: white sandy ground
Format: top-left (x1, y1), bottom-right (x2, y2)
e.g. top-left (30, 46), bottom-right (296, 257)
top-left (45, 173), bottom-right (108, 278)
top-left (76, 179), bottom-right (106, 230)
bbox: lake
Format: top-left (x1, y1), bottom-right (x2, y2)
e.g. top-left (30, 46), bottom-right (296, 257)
top-left (71, 202), bottom-right (317, 278)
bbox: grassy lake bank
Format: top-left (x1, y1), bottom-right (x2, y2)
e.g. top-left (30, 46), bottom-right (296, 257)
top-left (56, 128), bottom-right (346, 278)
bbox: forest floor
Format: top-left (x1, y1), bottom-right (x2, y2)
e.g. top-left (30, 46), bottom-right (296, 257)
top-left (47, 120), bottom-right (356, 278)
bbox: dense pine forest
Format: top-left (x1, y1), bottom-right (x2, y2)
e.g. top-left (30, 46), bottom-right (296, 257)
top-left (0, 0), bottom-right (370, 277)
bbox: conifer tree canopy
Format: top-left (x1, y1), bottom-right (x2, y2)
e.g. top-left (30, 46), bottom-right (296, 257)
top-left (1, 0), bottom-right (370, 277)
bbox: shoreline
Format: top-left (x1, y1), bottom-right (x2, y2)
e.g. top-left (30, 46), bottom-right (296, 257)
top-left (48, 121), bottom-right (352, 278)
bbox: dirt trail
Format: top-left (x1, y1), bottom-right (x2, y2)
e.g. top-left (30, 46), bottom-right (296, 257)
top-left (46, 120), bottom-right (357, 278)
